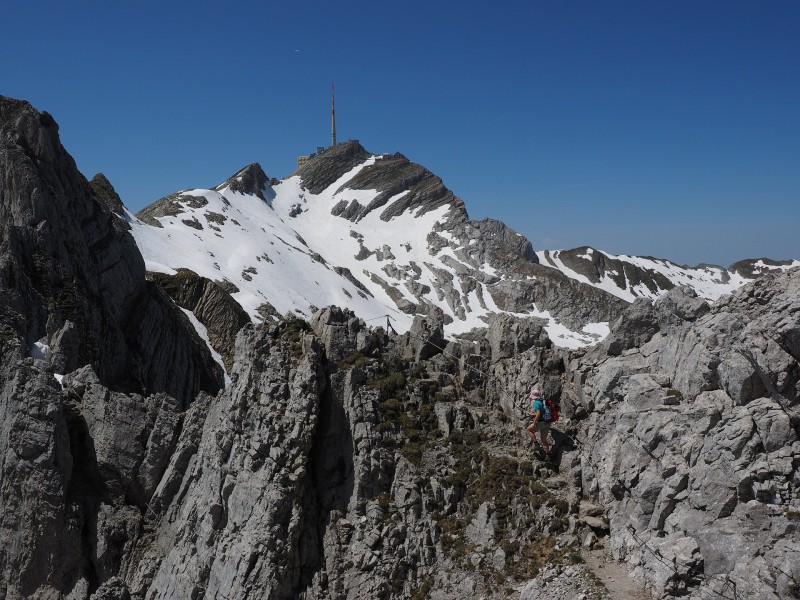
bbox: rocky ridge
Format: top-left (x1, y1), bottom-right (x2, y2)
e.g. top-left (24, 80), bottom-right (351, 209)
top-left (539, 247), bottom-right (799, 303)
top-left (0, 96), bottom-right (224, 598)
top-left (1, 96), bottom-right (798, 600)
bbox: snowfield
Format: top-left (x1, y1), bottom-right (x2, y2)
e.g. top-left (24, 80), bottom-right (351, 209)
top-left (129, 154), bottom-right (792, 350)
top-left (129, 156), bottom-right (611, 348)
top-left (537, 249), bottom-right (754, 303)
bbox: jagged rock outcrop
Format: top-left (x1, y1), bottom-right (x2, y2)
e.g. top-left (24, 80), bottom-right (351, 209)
top-left (0, 96), bottom-right (224, 404)
top-left (148, 269), bottom-right (251, 372)
top-left (0, 96), bottom-right (224, 598)
top-left (214, 162), bottom-right (273, 201)
top-left (296, 141), bottom-right (371, 195)
top-left (602, 297), bottom-right (659, 356)
top-left (337, 151), bottom-right (465, 222)
top-left (563, 268), bottom-right (800, 599)
top-left (124, 321), bottom-right (325, 598)
top-left (90, 173), bottom-right (127, 219)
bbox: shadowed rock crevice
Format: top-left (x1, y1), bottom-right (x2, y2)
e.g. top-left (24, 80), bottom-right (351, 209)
top-left (148, 269), bottom-right (251, 372)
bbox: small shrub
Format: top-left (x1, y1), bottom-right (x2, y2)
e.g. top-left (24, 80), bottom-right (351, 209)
top-left (401, 442), bottom-right (423, 466)
top-left (339, 351), bottom-right (371, 370)
top-left (569, 552), bottom-right (585, 564)
top-left (377, 491), bottom-right (391, 511)
top-left (368, 371), bottom-right (406, 394)
top-left (410, 577), bottom-right (433, 600)
top-left (378, 398), bottom-right (403, 415)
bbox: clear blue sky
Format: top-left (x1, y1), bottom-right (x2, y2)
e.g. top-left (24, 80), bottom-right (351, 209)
top-left (3, 1), bottom-right (798, 267)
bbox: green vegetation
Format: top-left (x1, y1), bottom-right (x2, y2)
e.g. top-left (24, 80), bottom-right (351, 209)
top-left (368, 371), bottom-right (406, 394)
top-left (400, 442), bottom-right (424, 466)
top-left (277, 319), bottom-right (309, 359)
top-left (409, 576), bottom-right (433, 600)
top-left (335, 341), bottom-right (576, 588)
top-left (370, 361), bottom-right (440, 467)
top-left (339, 350), bottom-right (372, 370)
top-left (584, 566), bottom-right (611, 598)
top-left (569, 552), bottom-right (585, 564)
top-left (434, 430), bottom-right (573, 582)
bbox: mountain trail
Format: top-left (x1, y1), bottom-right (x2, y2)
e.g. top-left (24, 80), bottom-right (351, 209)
top-left (582, 548), bottom-right (651, 600)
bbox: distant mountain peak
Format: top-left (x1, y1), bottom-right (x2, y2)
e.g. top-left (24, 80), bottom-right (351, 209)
top-left (127, 135), bottom-right (797, 350)
top-left (214, 163), bottom-right (272, 202)
top-left (295, 140), bottom-right (370, 194)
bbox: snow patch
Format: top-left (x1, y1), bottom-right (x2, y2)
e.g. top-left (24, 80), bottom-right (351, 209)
top-left (28, 341), bottom-right (51, 360)
top-left (180, 308), bottom-right (231, 387)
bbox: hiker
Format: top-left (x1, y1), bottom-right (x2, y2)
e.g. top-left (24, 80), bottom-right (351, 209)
top-left (526, 388), bottom-right (551, 455)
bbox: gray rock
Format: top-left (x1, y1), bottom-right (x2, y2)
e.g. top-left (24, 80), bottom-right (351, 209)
top-left (214, 162), bottom-right (273, 202)
top-left (0, 96), bottom-right (224, 406)
top-left (466, 502), bottom-right (497, 546)
top-left (654, 285), bottom-right (711, 327)
top-left (602, 297), bottom-right (659, 356)
top-left (148, 268), bottom-right (251, 372)
top-left (569, 267), bottom-right (800, 599)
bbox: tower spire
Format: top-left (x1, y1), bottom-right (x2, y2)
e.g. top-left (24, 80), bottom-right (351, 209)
top-left (331, 82), bottom-right (336, 147)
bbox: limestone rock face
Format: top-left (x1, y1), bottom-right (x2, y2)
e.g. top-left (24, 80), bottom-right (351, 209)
top-left (215, 162), bottom-right (272, 201)
top-left (0, 96), bottom-right (224, 405)
top-left (296, 141), bottom-right (371, 195)
top-left (90, 173), bottom-right (127, 218)
top-left (148, 268), bottom-right (251, 372)
top-left (565, 267), bottom-right (800, 599)
top-left (602, 297), bottom-right (659, 356)
top-left (336, 150), bottom-right (466, 222)
top-left (125, 323), bottom-right (326, 599)
top-left (0, 96), bottom-right (223, 598)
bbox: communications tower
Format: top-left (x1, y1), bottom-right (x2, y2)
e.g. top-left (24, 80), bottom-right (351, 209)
top-left (331, 82), bottom-right (337, 147)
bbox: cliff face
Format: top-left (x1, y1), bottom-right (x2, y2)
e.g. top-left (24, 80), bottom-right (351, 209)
top-left (1, 97), bottom-right (798, 600)
top-left (561, 272), bottom-right (800, 599)
top-left (0, 97), bottom-right (224, 597)
top-left (0, 97), bottom-right (224, 404)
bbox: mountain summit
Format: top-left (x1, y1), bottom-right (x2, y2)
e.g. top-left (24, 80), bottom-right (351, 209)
top-left (130, 144), bottom-right (626, 351)
top-left (129, 142), bottom-right (798, 358)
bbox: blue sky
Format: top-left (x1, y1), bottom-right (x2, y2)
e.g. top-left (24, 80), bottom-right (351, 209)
top-left (3, 1), bottom-right (798, 267)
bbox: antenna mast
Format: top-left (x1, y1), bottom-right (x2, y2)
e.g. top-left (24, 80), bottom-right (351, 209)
top-left (331, 82), bottom-right (337, 147)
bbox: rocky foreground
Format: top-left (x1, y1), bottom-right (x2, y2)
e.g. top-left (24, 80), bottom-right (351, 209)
top-left (1, 96), bottom-right (798, 599)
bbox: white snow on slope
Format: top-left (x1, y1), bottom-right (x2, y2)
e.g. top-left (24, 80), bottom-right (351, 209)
top-left (537, 249), bottom-right (750, 302)
top-left (129, 156), bottom-right (608, 348)
top-left (751, 259), bottom-right (800, 274)
top-left (180, 308), bottom-right (231, 387)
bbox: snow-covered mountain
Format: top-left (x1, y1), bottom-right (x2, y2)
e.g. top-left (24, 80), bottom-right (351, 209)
top-left (130, 142), bottom-right (623, 349)
top-left (538, 247), bottom-right (799, 302)
top-left (129, 141), bottom-right (797, 351)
